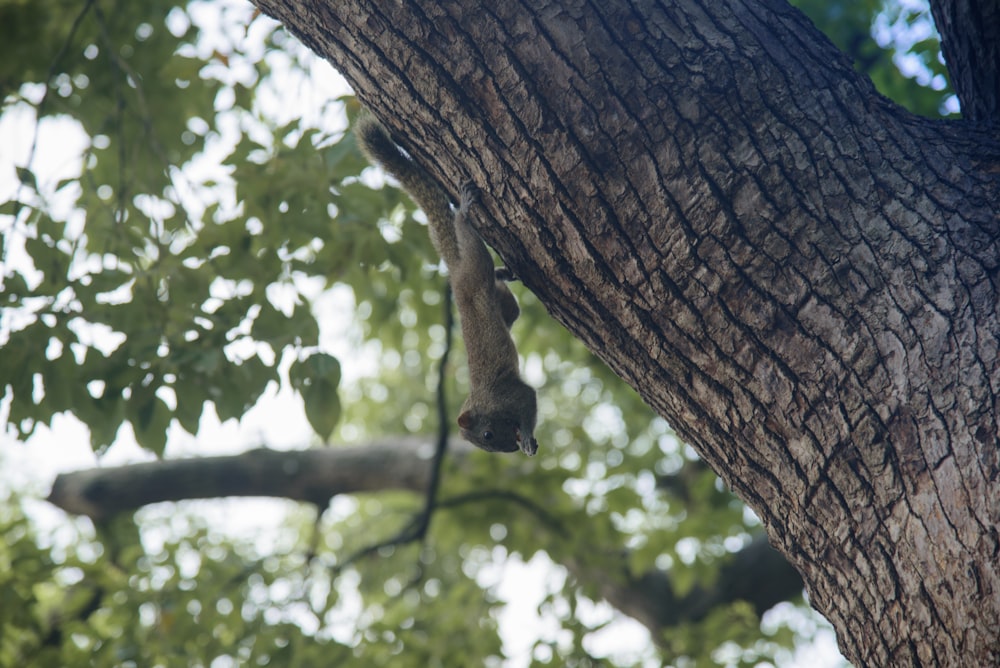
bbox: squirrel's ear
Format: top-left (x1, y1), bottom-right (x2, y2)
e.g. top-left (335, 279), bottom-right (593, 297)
top-left (457, 412), bottom-right (472, 428)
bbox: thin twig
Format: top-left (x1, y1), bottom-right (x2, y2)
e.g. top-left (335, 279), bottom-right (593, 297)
top-left (416, 283), bottom-right (455, 538)
top-left (437, 489), bottom-right (568, 536)
top-left (329, 282), bottom-right (455, 577)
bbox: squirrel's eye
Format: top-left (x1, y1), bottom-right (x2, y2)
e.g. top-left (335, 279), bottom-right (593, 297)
top-left (483, 431), bottom-right (493, 440)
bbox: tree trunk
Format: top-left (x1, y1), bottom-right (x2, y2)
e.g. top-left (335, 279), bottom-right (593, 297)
top-left (249, 0), bottom-right (1000, 664)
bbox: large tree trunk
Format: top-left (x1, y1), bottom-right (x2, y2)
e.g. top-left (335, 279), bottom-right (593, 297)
top-left (249, 0), bottom-right (1000, 664)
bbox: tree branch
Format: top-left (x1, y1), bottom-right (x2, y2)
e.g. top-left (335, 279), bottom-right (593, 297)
top-left (565, 533), bottom-right (803, 635)
top-left (46, 439), bottom-right (802, 639)
top-left (928, 0), bottom-right (1000, 123)
top-left (46, 438), bottom-right (446, 520)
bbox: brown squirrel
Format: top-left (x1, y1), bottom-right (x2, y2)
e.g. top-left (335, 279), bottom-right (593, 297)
top-left (355, 114), bottom-right (538, 456)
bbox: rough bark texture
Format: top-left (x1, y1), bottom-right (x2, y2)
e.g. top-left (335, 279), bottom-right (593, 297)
top-left (928, 0), bottom-right (1000, 123)
top-left (47, 439), bottom-right (803, 641)
top-left (246, 0), bottom-right (1000, 664)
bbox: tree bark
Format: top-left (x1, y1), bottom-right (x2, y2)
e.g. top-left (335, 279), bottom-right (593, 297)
top-left (928, 0), bottom-right (1000, 122)
top-left (248, 0), bottom-right (1000, 664)
top-left (47, 439), bottom-right (804, 642)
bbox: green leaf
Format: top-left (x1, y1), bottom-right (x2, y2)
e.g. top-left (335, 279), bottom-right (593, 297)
top-left (130, 396), bottom-right (171, 456)
top-left (302, 377), bottom-right (341, 442)
top-left (250, 301), bottom-right (292, 344)
top-left (174, 389), bottom-right (205, 435)
top-left (289, 353), bottom-right (342, 440)
top-left (15, 166), bottom-right (38, 191)
top-left (0, 199), bottom-right (30, 218)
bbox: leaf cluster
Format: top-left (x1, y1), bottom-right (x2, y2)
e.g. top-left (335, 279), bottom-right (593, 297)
top-left (0, 497), bottom-right (365, 667)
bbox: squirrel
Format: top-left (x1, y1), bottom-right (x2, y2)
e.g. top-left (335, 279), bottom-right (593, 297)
top-left (355, 114), bottom-right (538, 456)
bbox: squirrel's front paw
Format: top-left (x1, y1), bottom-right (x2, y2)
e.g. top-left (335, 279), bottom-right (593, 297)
top-left (459, 181), bottom-right (480, 209)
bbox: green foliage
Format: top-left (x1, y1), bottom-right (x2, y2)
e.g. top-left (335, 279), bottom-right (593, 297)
top-left (0, 0), bottom-right (944, 665)
top-left (1, 3), bottom-right (342, 449)
top-left (0, 497), bottom-right (364, 667)
top-left (791, 0), bottom-right (954, 117)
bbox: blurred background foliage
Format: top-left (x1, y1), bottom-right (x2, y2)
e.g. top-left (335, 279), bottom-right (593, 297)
top-left (0, 0), bottom-right (952, 665)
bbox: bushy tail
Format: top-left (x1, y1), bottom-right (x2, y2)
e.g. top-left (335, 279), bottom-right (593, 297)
top-left (354, 114), bottom-right (459, 265)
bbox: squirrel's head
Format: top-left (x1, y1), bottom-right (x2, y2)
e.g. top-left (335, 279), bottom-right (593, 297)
top-left (458, 410), bottom-right (534, 455)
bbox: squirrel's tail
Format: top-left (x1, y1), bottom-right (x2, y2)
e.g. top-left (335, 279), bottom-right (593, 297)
top-left (354, 113), bottom-right (458, 264)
